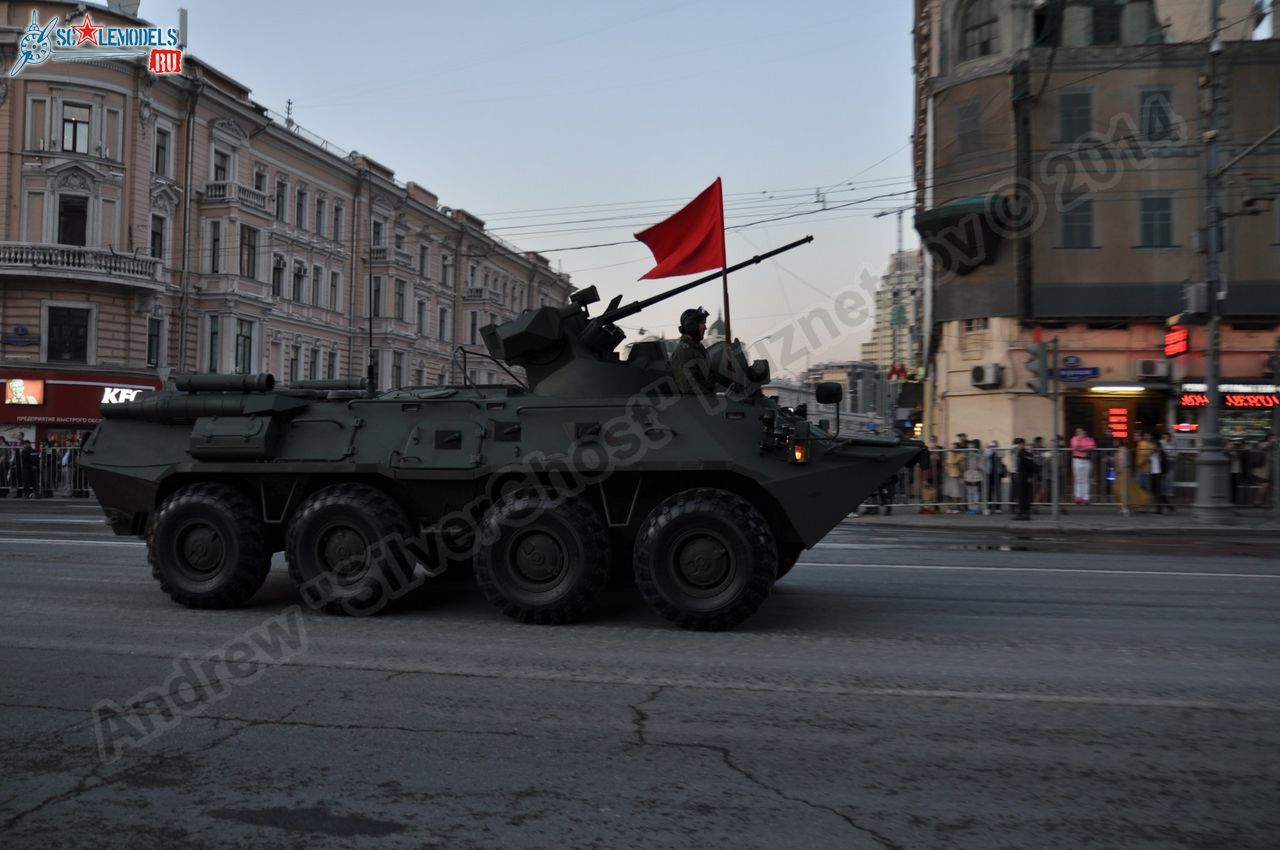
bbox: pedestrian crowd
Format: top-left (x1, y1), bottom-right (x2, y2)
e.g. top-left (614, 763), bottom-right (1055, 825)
top-left (0, 436), bottom-right (86, 499)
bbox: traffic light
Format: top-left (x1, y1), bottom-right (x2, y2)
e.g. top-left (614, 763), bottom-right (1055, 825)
top-left (1026, 342), bottom-right (1050, 397)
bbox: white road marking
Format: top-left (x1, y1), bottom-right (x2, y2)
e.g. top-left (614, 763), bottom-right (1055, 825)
top-left (795, 561), bottom-right (1280, 579)
top-left (0, 537), bottom-right (144, 547)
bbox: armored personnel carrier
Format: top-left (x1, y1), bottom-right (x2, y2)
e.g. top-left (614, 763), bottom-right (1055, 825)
top-left (82, 241), bottom-right (925, 630)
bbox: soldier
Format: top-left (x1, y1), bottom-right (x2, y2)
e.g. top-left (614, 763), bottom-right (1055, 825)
top-left (670, 307), bottom-right (716, 396)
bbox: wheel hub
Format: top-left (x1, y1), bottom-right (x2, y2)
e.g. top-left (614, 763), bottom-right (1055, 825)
top-left (513, 531), bottom-right (565, 583)
top-left (676, 534), bottom-right (730, 588)
top-left (178, 523), bottom-right (224, 574)
top-left (320, 526), bottom-right (368, 575)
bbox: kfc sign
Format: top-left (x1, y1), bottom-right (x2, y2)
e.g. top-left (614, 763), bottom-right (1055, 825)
top-left (101, 387), bottom-right (142, 403)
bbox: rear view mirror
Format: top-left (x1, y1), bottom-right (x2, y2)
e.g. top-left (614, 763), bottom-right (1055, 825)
top-left (815, 381), bottom-right (843, 405)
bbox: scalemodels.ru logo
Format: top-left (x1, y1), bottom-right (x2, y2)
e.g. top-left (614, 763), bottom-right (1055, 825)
top-left (8, 9), bottom-right (183, 78)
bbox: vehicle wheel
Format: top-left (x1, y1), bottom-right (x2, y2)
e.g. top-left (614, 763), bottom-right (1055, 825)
top-left (286, 484), bottom-right (416, 616)
top-left (775, 545), bottom-right (802, 580)
top-left (474, 492), bottom-right (610, 624)
top-left (633, 488), bottom-right (777, 631)
top-left (148, 483), bottom-right (271, 609)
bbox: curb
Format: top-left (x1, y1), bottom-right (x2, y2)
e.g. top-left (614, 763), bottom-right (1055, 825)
top-left (844, 516), bottom-right (1280, 538)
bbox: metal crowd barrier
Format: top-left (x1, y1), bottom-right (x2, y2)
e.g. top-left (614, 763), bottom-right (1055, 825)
top-left (0, 446), bottom-right (92, 499)
top-left (861, 446), bottom-right (1276, 515)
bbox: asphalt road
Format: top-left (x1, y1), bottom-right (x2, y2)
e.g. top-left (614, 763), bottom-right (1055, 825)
top-left (1, 499), bottom-right (1277, 849)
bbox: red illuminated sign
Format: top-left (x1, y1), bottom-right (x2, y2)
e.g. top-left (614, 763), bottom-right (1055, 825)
top-left (1180, 393), bottom-right (1277, 408)
top-left (1164, 326), bottom-right (1189, 358)
top-left (1174, 423), bottom-right (1199, 432)
top-left (1106, 407), bottom-right (1129, 439)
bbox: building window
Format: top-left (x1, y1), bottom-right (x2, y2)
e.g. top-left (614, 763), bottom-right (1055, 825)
top-left (309, 347), bottom-right (319, 380)
top-left (469, 262), bottom-right (479, 288)
top-left (332, 205), bottom-right (343, 241)
top-left (58, 196), bottom-right (88, 246)
top-left (439, 306), bottom-right (451, 342)
top-left (234, 319), bottom-right (254, 374)
top-left (313, 265), bottom-right (324, 306)
top-left (48, 307), bottom-right (90, 363)
top-left (391, 351), bottom-right (404, 388)
top-left (327, 351), bottom-right (338, 379)
top-left (1058, 91), bottom-right (1092, 142)
top-left (442, 254), bottom-right (454, 288)
top-left (414, 368), bottom-right (423, 386)
top-left (417, 300), bottom-right (426, 336)
top-left (271, 255), bottom-right (285, 296)
top-left (154, 128), bottom-right (170, 177)
top-left (293, 264), bottom-right (306, 301)
top-left (419, 245), bottom-right (430, 277)
top-left (372, 219), bottom-right (384, 247)
top-left (959, 0), bottom-right (999, 61)
top-left (212, 149), bottom-right (229, 182)
top-left (288, 346), bottom-right (300, 384)
top-left (469, 311), bottom-right (478, 345)
top-left (240, 225), bottom-right (258, 278)
top-left (208, 316), bottom-right (220, 373)
top-left (62, 104), bottom-right (91, 154)
top-left (962, 317), bottom-right (989, 333)
top-left (395, 279), bottom-right (406, 320)
top-left (295, 187), bottom-right (308, 229)
top-left (150, 215), bottom-right (166, 260)
top-left (1140, 196), bottom-right (1174, 247)
top-left (253, 169), bottom-right (266, 192)
top-left (329, 271), bottom-right (340, 311)
top-left (371, 276), bottom-right (383, 317)
top-left (208, 220), bottom-right (221, 273)
top-left (1093, 5), bottom-right (1122, 45)
top-left (394, 231), bottom-right (405, 251)
top-left (146, 317), bottom-right (162, 367)
top-left (315, 197), bottom-right (326, 237)
top-left (1060, 194), bottom-right (1094, 248)
top-left (958, 98), bottom-right (981, 154)
top-left (275, 179), bottom-right (287, 222)
top-left (1139, 89), bottom-right (1176, 141)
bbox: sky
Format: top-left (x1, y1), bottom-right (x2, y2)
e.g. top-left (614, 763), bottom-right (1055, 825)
top-left (141, 0), bottom-right (918, 375)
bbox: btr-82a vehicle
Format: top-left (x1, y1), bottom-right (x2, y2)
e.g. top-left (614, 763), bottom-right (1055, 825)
top-left (81, 241), bottom-right (925, 630)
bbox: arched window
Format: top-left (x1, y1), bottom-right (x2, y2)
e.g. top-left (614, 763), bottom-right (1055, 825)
top-left (960, 0), bottom-right (999, 61)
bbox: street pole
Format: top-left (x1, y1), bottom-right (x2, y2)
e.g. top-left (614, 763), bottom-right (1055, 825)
top-left (1192, 0), bottom-right (1235, 524)
top-left (1051, 337), bottom-right (1061, 519)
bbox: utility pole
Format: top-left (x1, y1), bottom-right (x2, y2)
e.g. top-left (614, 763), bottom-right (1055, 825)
top-left (1192, 0), bottom-right (1235, 524)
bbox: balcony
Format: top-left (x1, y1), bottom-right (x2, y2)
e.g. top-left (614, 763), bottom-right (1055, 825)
top-left (0, 242), bottom-right (160, 288)
top-left (200, 181), bottom-right (271, 213)
top-left (463, 287), bottom-right (502, 304)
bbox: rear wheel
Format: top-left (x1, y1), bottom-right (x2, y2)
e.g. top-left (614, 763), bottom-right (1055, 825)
top-left (633, 488), bottom-right (776, 631)
top-left (149, 483), bottom-right (271, 609)
top-left (474, 492), bottom-right (610, 624)
top-left (286, 484), bottom-right (417, 615)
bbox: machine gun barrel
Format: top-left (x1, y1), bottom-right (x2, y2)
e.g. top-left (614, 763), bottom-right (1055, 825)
top-left (596, 236), bottom-right (813, 326)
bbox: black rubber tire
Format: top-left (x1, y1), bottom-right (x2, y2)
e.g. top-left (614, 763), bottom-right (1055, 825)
top-left (633, 488), bottom-right (777, 631)
top-left (474, 492), bottom-right (611, 624)
top-left (285, 484), bottom-right (415, 616)
top-left (148, 483), bottom-right (271, 609)
top-left (775, 545), bottom-right (802, 581)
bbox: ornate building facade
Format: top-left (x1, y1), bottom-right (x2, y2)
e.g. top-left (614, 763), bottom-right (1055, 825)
top-left (0, 1), bottom-right (572, 444)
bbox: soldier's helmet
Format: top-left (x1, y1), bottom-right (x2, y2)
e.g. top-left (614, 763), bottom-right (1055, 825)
top-left (679, 307), bottom-right (709, 335)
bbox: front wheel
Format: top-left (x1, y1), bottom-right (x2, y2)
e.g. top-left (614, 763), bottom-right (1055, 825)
top-left (149, 483), bottom-right (271, 609)
top-left (633, 488), bottom-right (777, 631)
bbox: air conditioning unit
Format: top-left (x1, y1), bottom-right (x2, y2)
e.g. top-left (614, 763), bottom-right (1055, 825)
top-left (970, 363), bottom-right (1003, 389)
top-left (1135, 359), bottom-right (1169, 380)
top-left (273, 256), bottom-right (287, 269)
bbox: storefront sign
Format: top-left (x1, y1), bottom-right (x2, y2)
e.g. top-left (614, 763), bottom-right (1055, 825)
top-left (1164, 326), bottom-right (1189, 358)
top-left (1107, 407), bottom-right (1130, 440)
top-left (1180, 393), bottom-right (1277, 408)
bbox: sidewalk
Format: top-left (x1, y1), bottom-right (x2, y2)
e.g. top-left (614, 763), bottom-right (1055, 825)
top-left (846, 504), bottom-right (1280, 538)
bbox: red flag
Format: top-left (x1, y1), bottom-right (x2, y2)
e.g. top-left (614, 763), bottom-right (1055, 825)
top-left (634, 178), bottom-right (726, 280)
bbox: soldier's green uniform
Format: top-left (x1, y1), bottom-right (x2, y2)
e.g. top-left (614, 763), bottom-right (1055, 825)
top-left (671, 333), bottom-right (716, 396)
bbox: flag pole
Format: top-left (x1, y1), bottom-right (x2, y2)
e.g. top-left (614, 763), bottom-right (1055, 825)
top-left (721, 266), bottom-right (732, 342)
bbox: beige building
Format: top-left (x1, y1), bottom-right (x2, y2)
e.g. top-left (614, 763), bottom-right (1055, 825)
top-left (860, 249), bottom-right (924, 372)
top-left (0, 1), bottom-right (571, 444)
top-left (913, 0), bottom-right (1278, 447)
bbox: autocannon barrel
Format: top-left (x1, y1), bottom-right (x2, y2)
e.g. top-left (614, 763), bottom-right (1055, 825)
top-left (172, 373), bottom-right (275, 393)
